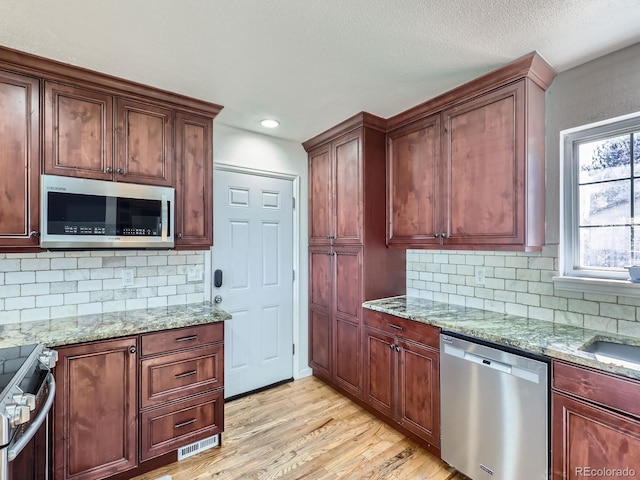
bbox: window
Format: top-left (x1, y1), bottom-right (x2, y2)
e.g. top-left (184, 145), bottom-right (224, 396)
top-left (562, 114), bottom-right (640, 281)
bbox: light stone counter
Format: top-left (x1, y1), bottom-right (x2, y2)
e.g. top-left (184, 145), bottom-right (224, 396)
top-left (364, 295), bottom-right (640, 381)
top-left (0, 302), bottom-right (231, 349)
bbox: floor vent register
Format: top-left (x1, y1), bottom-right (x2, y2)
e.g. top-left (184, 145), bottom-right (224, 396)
top-left (177, 434), bottom-right (220, 461)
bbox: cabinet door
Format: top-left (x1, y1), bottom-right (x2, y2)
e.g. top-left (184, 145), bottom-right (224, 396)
top-left (309, 247), bottom-right (333, 378)
top-left (174, 111), bottom-right (213, 248)
top-left (116, 98), bottom-right (173, 186)
top-left (0, 71), bottom-right (40, 249)
top-left (364, 326), bottom-right (395, 419)
top-left (333, 130), bottom-right (362, 245)
top-left (44, 81), bottom-right (113, 181)
top-left (552, 392), bottom-right (640, 479)
top-left (54, 337), bottom-right (138, 480)
top-left (387, 115), bottom-right (441, 246)
top-left (308, 144), bottom-right (333, 245)
top-left (397, 338), bottom-right (440, 447)
top-left (442, 81), bottom-right (525, 247)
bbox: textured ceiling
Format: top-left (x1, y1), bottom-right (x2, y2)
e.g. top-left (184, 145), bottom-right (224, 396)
top-left (1, 0), bottom-right (639, 142)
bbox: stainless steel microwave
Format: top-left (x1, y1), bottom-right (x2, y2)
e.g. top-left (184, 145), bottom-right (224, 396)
top-left (40, 175), bottom-right (174, 249)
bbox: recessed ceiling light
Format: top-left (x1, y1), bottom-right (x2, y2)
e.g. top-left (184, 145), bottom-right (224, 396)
top-left (261, 119), bottom-right (280, 128)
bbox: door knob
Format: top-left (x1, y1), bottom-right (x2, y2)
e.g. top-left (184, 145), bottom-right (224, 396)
top-left (214, 295), bottom-right (222, 304)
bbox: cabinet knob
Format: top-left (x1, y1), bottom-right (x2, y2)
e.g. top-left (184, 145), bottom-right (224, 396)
top-left (389, 343), bottom-right (394, 349)
top-left (116, 168), bottom-right (124, 174)
top-left (29, 231), bottom-right (40, 238)
top-left (434, 233), bottom-right (440, 238)
top-left (106, 167), bottom-right (113, 173)
top-left (129, 346), bottom-right (136, 354)
top-left (395, 345), bottom-right (401, 352)
top-left (177, 233), bottom-right (183, 239)
top-left (441, 232), bottom-right (448, 239)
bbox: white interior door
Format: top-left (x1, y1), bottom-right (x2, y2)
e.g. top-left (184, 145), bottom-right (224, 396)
top-left (213, 169), bottom-right (294, 398)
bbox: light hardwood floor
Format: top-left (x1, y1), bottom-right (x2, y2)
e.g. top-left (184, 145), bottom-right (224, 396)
top-left (134, 376), bottom-right (467, 480)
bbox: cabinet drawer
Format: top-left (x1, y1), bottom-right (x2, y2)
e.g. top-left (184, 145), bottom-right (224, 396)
top-left (141, 323), bottom-right (223, 357)
top-left (363, 309), bottom-right (439, 349)
top-left (140, 390), bottom-right (223, 461)
top-left (553, 360), bottom-right (640, 418)
top-left (141, 345), bottom-right (223, 409)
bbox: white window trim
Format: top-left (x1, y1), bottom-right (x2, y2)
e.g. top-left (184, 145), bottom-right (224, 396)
top-left (555, 111), bottom-right (640, 297)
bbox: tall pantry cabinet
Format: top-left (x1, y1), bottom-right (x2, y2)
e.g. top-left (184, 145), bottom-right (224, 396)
top-left (304, 113), bottom-right (405, 399)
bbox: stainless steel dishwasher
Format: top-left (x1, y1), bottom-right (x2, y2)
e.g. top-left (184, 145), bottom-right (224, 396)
top-left (440, 332), bottom-right (549, 480)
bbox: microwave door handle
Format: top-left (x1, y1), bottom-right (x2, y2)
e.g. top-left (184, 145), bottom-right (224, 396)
top-left (161, 195), bottom-right (168, 242)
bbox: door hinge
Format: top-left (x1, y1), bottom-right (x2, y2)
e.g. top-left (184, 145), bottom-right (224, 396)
top-left (292, 344), bottom-right (295, 355)
top-left (292, 197), bottom-right (295, 209)
top-left (293, 270), bottom-right (295, 281)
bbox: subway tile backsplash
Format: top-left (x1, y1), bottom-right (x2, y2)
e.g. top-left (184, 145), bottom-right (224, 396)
top-left (406, 245), bottom-right (640, 336)
top-left (0, 250), bottom-right (205, 324)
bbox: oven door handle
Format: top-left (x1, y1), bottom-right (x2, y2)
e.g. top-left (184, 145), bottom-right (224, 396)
top-left (7, 372), bottom-right (56, 462)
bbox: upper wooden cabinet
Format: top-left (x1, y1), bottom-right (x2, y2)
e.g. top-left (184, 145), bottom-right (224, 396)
top-left (0, 70), bottom-right (40, 250)
top-left (174, 111), bottom-right (213, 248)
top-left (387, 52), bottom-right (555, 251)
top-left (308, 129), bottom-right (362, 245)
top-left (44, 82), bottom-right (113, 181)
top-left (116, 98), bottom-right (173, 186)
top-left (44, 82), bottom-right (173, 186)
top-left (0, 45), bottom-right (222, 251)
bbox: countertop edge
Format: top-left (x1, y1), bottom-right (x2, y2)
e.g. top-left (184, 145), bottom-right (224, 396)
top-left (363, 296), bottom-right (640, 381)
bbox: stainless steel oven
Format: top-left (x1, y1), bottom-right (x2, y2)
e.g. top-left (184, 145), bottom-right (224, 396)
top-left (0, 345), bottom-right (57, 480)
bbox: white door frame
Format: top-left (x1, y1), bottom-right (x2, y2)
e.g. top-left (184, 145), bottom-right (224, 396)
top-left (205, 162), bottom-right (301, 381)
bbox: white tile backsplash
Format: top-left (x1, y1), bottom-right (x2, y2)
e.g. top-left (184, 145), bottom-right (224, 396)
top-left (406, 244), bottom-right (640, 335)
top-left (0, 250), bottom-right (206, 324)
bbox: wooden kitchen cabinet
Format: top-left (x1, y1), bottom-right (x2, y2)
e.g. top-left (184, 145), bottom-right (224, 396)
top-left (44, 82), bottom-right (173, 186)
top-left (54, 337), bottom-right (138, 480)
top-left (115, 98), bottom-right (173, 186)
top-left (363, 309), bottom-right (440, 456)
top-left (53, 323), bottom-right (225, 480)
top-left (139, 322), bottom-right (225, 461)
top-left (552, 360), bottom-right (640, 479)
top-left (43, 82), bottom-right (114, 181)
top-left (0, 69), bottom-right (40, 251)
top-left (387, 114), bottom-right (441, 246)
top-left (304, 113), bottom-right (406, 400)
top-left (174, 111), bottom-right (214, 248)
top-left (386, 52), bottom-right (555, 251)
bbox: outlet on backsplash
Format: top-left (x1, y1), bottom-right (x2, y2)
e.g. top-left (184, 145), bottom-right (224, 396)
top-left (187, 265), bottom-right (203, 282)
top-left (475, 267), bottom-right (486, 285)
top-left (122, 269), bottom-right (135, 287)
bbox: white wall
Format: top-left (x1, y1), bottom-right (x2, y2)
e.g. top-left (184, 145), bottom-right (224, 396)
top-left (407, 42), bottom-right (640, 335)
top-left (212, 124), bottom-right (310, 379)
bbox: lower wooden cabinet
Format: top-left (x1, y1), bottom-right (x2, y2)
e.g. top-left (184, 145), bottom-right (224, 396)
top-left (53, 323), bottom-right (225, 480)
top-left (552, 360), bottom-right (640, 479)
top-left (363, 310), bottom-right (440, 455)
top-left (140, 390), bottom-right (224, 461)
top-left (54, 337), bottom-right (138, 480)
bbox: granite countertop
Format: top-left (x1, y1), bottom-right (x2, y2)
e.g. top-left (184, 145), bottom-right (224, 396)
top-left (364, 295), bottom-right (640, 381)
top-left (0, 302), bottom-right (232, 349)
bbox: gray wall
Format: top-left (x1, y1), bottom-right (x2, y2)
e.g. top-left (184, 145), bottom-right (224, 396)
top-left (545, 42), bottom-right (640, 243)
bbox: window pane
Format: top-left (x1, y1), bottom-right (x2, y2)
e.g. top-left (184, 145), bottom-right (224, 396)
top-left (579, 180), bottom-right (630, 226)
top-left (579, 226), bottom-right (630, 269)
top-left (635, 132), bottom-right (640, 176)
top-left (579, 134), bottom-right (631, 184)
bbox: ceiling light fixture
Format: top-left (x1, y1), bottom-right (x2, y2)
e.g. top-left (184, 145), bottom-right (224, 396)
top-left (261, 119), bottom-right (280, 128)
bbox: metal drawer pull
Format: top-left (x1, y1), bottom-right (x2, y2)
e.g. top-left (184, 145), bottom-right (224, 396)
top-left (175, 418), bottom-right (197, 429)
top-left (387, 323), bottom-right (403, 331)
top-left (176, 335), bottom-right (198, 342)
top-left (175, 370), bottom-right (197, 379)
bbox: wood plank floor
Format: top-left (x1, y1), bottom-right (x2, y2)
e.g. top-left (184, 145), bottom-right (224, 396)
top-left (134, 376), bottom-right (467, 480)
